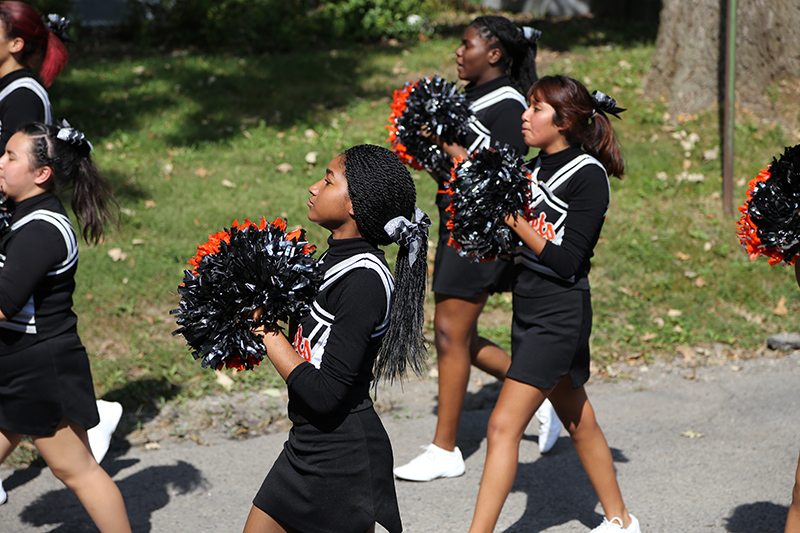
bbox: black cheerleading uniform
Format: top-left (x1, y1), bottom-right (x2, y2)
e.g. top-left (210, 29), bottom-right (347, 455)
top-left (0, 69), bottom-right (52, 154)
top-left (253, 237), bottom-right (402, 533)
top-left (507, 146), bottom-right (610, 390)
top-left (0, 192), bottom-right (98, 435)
top-left (432, 75), bottom-right (528, 298)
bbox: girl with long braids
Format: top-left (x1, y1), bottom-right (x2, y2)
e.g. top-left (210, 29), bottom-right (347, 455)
top-left (243, 144), bottom-right (429, 533)
top-left (0, 121), bottom-right (130, 531)
top-left (0, 1), bottom-right (68, 153)
top-left (394, 14), bottom-right (563, 483)
top-left (468, 75), bottom-right (640, 532)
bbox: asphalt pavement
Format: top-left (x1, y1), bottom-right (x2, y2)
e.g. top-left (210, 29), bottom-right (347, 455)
top-left (1, 351), bottom-right (798, 532)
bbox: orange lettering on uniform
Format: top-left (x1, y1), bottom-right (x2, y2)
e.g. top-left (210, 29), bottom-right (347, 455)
top-left (293, 325), bottom-right (312, 361)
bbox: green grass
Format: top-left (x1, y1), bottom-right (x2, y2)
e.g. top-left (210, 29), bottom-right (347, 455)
top-left (39, 17), bottom-right (798, 415)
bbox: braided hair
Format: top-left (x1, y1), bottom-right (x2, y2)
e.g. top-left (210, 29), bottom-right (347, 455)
top-left (19, 122), bottom-right (118, 243)
top-left (343, 144), bottom-right (429, 383)
top-left (470, 15), bottom-right (540, 94)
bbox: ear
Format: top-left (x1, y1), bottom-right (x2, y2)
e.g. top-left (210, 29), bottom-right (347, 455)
top-left (487, 47), bottom-right (502, 67)
top-left (34, 166), bottom-right (52, 186)
top-left (8, 37), bottom-right (24, 55)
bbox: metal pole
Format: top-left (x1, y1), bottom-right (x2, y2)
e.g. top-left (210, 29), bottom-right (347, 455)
top-left (722, 0), bottom-right (737, 214)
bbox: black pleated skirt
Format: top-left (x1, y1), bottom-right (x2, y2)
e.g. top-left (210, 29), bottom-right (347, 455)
top-left (508, 289), bottom-right (592, 390)
top-left (0, 330), bottom-right (99, 435)
top-left (253, 407), bottom-right (402, 533)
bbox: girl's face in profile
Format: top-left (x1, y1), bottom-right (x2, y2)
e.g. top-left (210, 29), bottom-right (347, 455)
top-left (521, 98), bottom-right (569, 154)
top-left (307, 154), bottom-right (357, 237)
top-left (0, 132), bottom-right (46, 202)
top-left (455, 24), bottom-right (498, 86)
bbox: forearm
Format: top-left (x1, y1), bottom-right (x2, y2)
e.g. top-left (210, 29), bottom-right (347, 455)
top-left (254, 326), bottom-right (303, 381)
top-left (505, 213), bottom-right (546, 256)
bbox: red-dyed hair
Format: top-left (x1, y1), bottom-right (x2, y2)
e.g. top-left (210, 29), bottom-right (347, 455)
top-left (0, 1), bottom-right (68, 87)
top-left (527, 75), bottom-right (624, 178)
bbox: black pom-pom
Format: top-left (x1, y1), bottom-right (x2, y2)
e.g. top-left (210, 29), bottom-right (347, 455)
top-left (0, 195), bottom-right (13, 237)
top-left (444, 146), bottom-right (532, 261)
top-left (172, 218), bottom-right (322, 371)
top-left (736, 144), bottom-right (800, 265)
top-left (386, 75), bottom-right (471, 175)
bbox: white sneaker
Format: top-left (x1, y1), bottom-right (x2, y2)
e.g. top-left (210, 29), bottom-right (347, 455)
top-left (87, 400), bottom-right (123, 463)
top-left (535, 398), bottom-right (562, 454)
top-left (0, 479), bottom-right (6, 505)
top-left (590, 514), bottom-right (641, 532)
top-left (393, 444), bottom-right (466, 481)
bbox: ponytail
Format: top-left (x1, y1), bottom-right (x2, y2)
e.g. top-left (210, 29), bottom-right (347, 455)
top-left (470, 15), bottom-right (541, 94)
top-left (20, 121), bottom-right (118, 243)
top-left (342, 144), bottom-right (430, 383)
top-left (0, 2), bottom-right (69, 87)
top-left (528, 75), bottom-right (625, 179)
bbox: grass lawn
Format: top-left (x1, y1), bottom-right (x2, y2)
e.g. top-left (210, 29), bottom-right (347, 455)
top-left (42, 16), bottom-right (799, 412)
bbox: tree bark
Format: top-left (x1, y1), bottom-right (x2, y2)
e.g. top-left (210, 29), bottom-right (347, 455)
top-left (644, 0), bottom-right (800, 118)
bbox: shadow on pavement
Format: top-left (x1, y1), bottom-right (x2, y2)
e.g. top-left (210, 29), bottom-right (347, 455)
top-left (18, 459), bottom-right (206, 532)
top-left (726, 501), bottom-right (788, 532)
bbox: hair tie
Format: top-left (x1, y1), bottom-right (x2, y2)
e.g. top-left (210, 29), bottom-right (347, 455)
top-left (590, 90), bottom-right (626, 120)
top-left (43, 14), bottom-right (73, 43)
top-left (383, 207), bottom-right (431, 267)
top-left (520, 26), bottom-right (542, 44)
top-left (56, 119), bottom-right (93, 154)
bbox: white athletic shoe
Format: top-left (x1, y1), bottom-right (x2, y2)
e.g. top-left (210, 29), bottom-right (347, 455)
top-left (535, 398), bottom-right (562, 454)
top-left (87, 400), bottom-right (123, 463)
top-left (590, 514), bottom-right (641, 532)
top-left (393, 443), bottom-right (466, 482)
top-left (0, 479), bottom-right (6, 505)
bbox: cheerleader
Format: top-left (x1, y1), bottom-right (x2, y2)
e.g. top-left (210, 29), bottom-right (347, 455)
top-left (242, 144), bottom-right (429, 533)
top-left (0, 2), bottom-right (122, 486)
top-left (394, 14), bottom-right (563, 484)
top-left (468, 76), bottom-right (640, 532)
top-left (786, 261), bottom-right (800, 533)
top-left (0, 121), bottom-right (130, 531)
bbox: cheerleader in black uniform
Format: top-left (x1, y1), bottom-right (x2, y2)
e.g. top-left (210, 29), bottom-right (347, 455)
top-left (243, 144), bottom-right (429, 533)
top-left (787, 261), bottom-right (800, 533)
top-left (0, 122), bottom-right (130, 531)
top-left (468, 76), bottom-right (640, 532)
top-left (0, 1), bottom-right (69, 153)
top-left (394, 15), bottom-right (563, 483)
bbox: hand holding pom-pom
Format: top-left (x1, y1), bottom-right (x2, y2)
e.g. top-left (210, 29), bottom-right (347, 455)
top-left (385, 75), bottom-right (471, 175)
top-left (736, 144), bottom-right (800, 265)
top-left (444, 145), bottom-right (532, 261)
top-left (172, 218), bottom-right (322, 371)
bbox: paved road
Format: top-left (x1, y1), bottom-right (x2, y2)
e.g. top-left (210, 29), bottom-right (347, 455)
top-left (1, 352), bottom-right (798, 532)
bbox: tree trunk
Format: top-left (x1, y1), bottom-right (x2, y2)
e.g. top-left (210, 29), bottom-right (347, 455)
top-left (644, 0), bottom-right (800, 118)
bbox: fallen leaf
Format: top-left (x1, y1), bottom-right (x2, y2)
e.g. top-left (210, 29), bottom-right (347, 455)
top-left (305, 151), bottom-right (318, 165)
top-left (667, 309), bottom-right (682, 317)
top-left (221, 179), bottom-right (236, 188)
top-left (304, 128), bottom-right (318, 139)
top-left (144, 200), bottom-right (157, 208)
top-left (675, 251), bottom-right (690, 261)
top-left (132, 239), bottom-right (145, 245)
top-left (262, 388), bottom-right (281, 398)
top-left (676, 345), bottom-right (695, 363)
top-left (680, 430), bottom-right (704, 439)
top-left (215, 370), bottom-right (234, 390)
top-left (694, 276), bottom-right (707, 287)
top-left (773, 296), bottom-right (788, 316)
top-left (730, 365), bottom-right (742, 372)
top-left (640, 332), bottom-right (657, 342)
top-left (194, 167), bottom-right (211, 177)
top-left (143, 441), bottom-right (162, 450)
top-left (276, 163), bottom-right (293, 173)
top-left (108, 248), bottom-right (127, 262)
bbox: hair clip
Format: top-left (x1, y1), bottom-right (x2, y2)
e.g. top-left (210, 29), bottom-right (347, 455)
top-left (56, 119), bottom-right (93, 153)
top-left (383, 207), bottom-right (431, 267)
top-left (590, 90), bottom-right (626, 119)
top-left (521, 26), bottom-right (542, 44)
top-left (43, 14), bottom-right (73, 43)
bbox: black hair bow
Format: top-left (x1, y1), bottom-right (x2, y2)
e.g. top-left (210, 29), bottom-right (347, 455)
top-left (43, 14), bottom-right (73, 43)
top-left (591, 90), bottom-right (626, 119)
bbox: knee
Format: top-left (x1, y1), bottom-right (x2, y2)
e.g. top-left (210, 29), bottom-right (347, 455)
top-left (485, 412), bottom-right (524, 449)
top-left (50, 460), bottom-right (102, 489)
top-left (792, 481), bottom-right (800, 508)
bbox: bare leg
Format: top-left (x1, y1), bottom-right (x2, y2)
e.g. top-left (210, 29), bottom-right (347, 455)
top-left (469, 378), bottom-right (546, 533)
top-left (786, 450), bottom-right (800, 532)
top-left (33, 418), bottom-right (131, 533)
top-left (0, 428), bottom-right (23, 463)
top-left (549, 378), bottom-right (633, 528)
top-left (432, 293), bottom-right (511, 451)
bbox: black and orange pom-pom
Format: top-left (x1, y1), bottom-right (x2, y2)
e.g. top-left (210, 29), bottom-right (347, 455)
top-left (444, 146), bottom-right (532, 262)
top-left (385, 75), bottom-right (471, 175)
top-left (736, 145), bottom-right (800, 266)
top-left (173, 218), bottom-right (321, 371)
